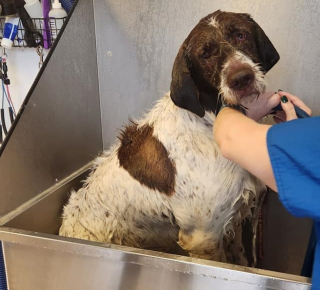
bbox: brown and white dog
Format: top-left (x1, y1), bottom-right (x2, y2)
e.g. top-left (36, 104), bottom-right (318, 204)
top-left (59, 10), bottom-right (279, 266)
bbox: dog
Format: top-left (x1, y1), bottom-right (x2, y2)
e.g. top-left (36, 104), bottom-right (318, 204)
top-left (59, 10), bottom-right (279, 266)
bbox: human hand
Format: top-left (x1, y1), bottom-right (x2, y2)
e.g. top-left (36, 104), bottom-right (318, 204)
top-left (273, 91), bottom-right (312, 123)
top-left (240, 91), bottom-right (280, 121)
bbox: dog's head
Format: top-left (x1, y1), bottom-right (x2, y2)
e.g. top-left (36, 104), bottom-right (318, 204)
top-left (170, 10), bottom-right (280, 117)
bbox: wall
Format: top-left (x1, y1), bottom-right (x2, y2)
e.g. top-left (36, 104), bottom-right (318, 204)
top-left (1, 48), bottom-right (40, 142)
top-left (94, 0), bottom-right (320, 148)
top-left (5, 49), bottom-right (40, 110)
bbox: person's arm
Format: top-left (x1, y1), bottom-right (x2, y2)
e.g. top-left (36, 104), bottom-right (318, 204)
top-left (214, 109), bottom-right (276, 190)
top-left (214, 91), bottom-right (312, 192)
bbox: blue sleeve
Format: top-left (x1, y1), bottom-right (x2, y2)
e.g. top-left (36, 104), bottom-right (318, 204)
top-left (267, 116), bottom-right (320, 221)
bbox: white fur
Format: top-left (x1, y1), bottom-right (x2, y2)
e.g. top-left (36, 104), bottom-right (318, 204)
top-left (60, 93), bottom-right (265, 263)
top-left (219, 51), bottom-right (266, 104)
top-left (208, 16), bottom-right (219, 28)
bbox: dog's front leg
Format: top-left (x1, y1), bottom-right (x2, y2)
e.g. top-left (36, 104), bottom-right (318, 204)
top-left (177, 229), bottom-right (226, 262)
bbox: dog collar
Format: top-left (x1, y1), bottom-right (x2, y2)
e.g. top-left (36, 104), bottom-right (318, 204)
top-left (219, 104), bottom-right (247, 115)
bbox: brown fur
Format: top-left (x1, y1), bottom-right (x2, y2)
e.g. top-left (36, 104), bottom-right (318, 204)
top-left (170, 10), bottom-right (279, 117)
top-left (118, 123), bottom-right (176, 195)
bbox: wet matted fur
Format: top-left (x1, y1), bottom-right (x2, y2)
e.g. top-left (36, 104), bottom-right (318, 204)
top-left (59, 10), bottom-right (279, 266)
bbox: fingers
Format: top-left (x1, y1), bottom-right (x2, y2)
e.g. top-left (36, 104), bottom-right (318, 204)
top-left (266, 92), bottom-right (281, 111)
top-left (278, 90), bottom-right (312, 116)
top-left (238, 89), bottom-right (311, 123)
top-left (241, 91), bottom-right (280, 121)
top-left (280, 95), bottom-right (297, 121)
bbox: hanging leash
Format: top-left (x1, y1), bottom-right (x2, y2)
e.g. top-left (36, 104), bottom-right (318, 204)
top-left (37, 45), bottom-right (44, 69)
top-left (0, 48), bottom-right (16, 142)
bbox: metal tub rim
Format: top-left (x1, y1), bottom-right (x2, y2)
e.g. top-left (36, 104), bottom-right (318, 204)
top-left (0, 227), bottom-right (311, 289)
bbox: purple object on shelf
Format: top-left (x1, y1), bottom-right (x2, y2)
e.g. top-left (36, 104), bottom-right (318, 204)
top-left (42, 0), bottom-right (51, 49)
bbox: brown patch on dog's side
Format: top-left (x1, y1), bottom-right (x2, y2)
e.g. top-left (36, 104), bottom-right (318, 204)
top-left (118, 123), bottom-right (176, 195)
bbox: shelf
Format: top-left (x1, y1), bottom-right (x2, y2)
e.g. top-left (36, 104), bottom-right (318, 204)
top-left (0, 17), bottom-right (66, 48)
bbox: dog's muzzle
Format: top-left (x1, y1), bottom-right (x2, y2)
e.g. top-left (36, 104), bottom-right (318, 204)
top-left (219, 52), bottom-right (266, 105)
top-left (227, 67), bottom-right (254, 91)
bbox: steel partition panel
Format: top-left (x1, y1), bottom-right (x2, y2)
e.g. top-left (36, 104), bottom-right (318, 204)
top-left (0, 163), bottom-right (92, 235)
top-left (0, 0), bottom-right (102, 217)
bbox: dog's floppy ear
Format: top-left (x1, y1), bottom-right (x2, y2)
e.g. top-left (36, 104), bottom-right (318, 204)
top-left (254, 21), bottom-right (280, 72)
top-left (170, 45), bottom-right (205, 118)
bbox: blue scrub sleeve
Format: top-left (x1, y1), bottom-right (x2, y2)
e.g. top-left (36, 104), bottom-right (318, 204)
top-left (267, 116), bottom-right (320, 221)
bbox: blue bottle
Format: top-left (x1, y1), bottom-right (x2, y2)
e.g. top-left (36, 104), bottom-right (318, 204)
top-left (60, 0), bottom-right (75, 13)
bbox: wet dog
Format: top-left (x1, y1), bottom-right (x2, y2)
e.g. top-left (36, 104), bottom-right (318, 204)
top-left (59, 10), bottom-right (279, 266)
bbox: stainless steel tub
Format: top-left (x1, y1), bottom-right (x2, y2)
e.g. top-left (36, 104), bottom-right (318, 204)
top-left (0, 163), bottom-right (311, 290)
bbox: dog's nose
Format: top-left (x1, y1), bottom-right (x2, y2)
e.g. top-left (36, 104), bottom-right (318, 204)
top-left (228, 68), bottom-right (254, 90)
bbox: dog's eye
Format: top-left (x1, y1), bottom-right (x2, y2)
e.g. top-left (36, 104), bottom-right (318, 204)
top-left (236, 33), bottom-right (247, 41)
top-left (201, 51), bottom-right (210, 59)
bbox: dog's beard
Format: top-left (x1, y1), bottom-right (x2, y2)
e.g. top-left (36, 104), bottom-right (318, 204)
top-left (219, 51), bottom-right (266, 105)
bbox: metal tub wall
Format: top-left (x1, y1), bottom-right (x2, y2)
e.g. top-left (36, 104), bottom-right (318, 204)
top-left (0, 164), bottom-right (311, 290)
